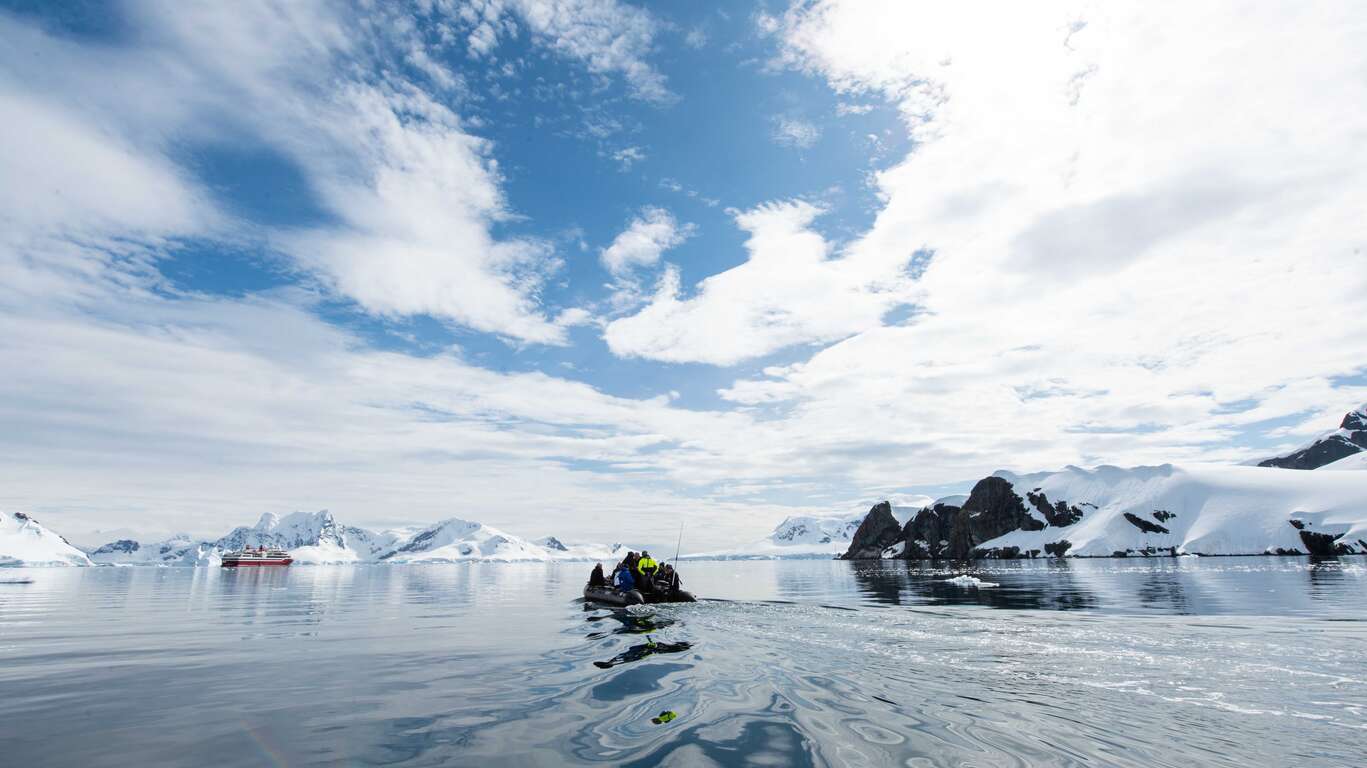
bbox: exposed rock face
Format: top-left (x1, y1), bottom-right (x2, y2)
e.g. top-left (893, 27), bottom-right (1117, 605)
top-left (901, 503), bottom-right (959, 559)
top-left (952, 476), bottom-right (1045, 557)
top-left (1044, 540), bottom-right (1072, 557)
top-left (840, 502), bottom-right (903, 559)
top-left (1259, 405), bottom-right (1367, 469)
top-left (1297, 529), bottom-right (1351, 556)
top-left (92, 539), bottom-right (140, 555)
top-left (1288, 519), bottom-right (1353, 556)
top-left (1026, 489), bottom-right (1084, 527)
top-left (1123, 512), bottom-right (1170, 535)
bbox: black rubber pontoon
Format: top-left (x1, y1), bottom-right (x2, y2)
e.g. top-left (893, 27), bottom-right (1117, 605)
top-left (583, 584), bottom-right (695, 605)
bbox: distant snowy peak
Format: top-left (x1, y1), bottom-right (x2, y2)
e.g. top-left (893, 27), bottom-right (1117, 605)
top-left (1259, 404), bottom-right (1367, 470)
top-left (381, 518), bottom-right (586, 562)
top-left (688, 508), bottom-right (888, 560)
top-left (76, 509), bottom-right (616, 567)
top-left (90, 533), bottom-right (218, 566)
top-left (215, 510), bottom-right (345, 551)
top-left (0, 511), bottom-right (93, 567)
top-left (770, 514), bottom-right (864, 546)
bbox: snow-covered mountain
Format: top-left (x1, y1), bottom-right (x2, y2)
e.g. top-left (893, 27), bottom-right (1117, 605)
top-left (685, 500), bottom-right (930, 560)
top-left (89, 534), bottom-right (219, 566)
top-left (74, 510), bottom-right (620, 566)
top-left (380, 518), bottom-right (623, 563)
top-left (1, 511), bottom-right (93, 567)
top-left (1259, 404), bottom-right (1367, 470)
top-left (843, 464), bottom-right (1367, 560)
top-left (686, 513), bottom-right (866, 560)
top-left (212, 511), bottom-right (405, 564)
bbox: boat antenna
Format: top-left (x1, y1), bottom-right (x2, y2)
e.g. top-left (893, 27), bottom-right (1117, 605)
top-left (672, 521), bottom-right (684, 564)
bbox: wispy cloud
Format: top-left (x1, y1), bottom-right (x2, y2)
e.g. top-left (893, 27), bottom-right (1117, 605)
top-left (772, 117), bottom-right (822, 149)
top-left (450, 0), bottom-right (674, 103)
top-left (611, 145), bottom-right (646, 171)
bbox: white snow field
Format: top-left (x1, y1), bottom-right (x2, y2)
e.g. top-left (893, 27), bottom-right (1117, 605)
top-left (983, 464), bottom-right (1367, 556)
top-left (1321, 451), bottom-right (1367, 470)
top-left (0, 511), bottom-right (93, 567)
top-left (379, 518), bottom-right (628, 563)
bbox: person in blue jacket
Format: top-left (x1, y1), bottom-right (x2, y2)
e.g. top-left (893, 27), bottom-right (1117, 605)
top-left (614, 563), bottom-right (635, 592)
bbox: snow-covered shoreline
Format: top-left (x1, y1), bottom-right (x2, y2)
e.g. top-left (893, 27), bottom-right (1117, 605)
top-left (6, 406), bottom-right (1365, 567)
top-left (2, 510), bottom-right (635, 568)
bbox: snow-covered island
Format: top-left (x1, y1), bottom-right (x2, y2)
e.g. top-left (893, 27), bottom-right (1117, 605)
top-left (0, 510), bottom-right (631, 568)
top-left (5, 405), bottom-right (1365, 567)
top-left (841, 405), bottom-right (1367, 560)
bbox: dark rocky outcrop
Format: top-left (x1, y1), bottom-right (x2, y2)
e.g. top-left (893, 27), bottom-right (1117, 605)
top-left (840, 501), bottom-right (902, 559)
top-left (1296, 529), bottom-right (1351, 556)
top-left (92, 539), bottom-right (141, 555)
top-left (954, 476), bottom-right (1044, 543)
top-left (1026, 489), bottom-right (1084, 527)
top-left (1044, 539), bottom-right (1072, 557)
top-left (1289, 519), bottom-right (1353, 556)
top-left (1123, 512), bottom-right (1170, 535)
top-left (1152, 510), bottom-right (1175, 523)
top-left (900, 502), bottom-right (960, 559)
top-left (1259, 406), bottom-right (1367, 469)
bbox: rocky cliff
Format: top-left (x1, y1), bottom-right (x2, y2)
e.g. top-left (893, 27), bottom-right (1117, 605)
top-left (839, 501), bottom-right (902, 559)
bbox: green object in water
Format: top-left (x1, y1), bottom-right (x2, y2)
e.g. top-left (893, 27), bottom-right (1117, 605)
top-left (651, 710), bottom-right (677, 725)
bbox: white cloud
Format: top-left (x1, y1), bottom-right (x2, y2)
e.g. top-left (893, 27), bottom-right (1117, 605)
top-left (451, 0), bottom-right (673, 103)
top-left (836, 102), bottom-right (873, 116)
top-left (599, 207), bottom-right (693, 276)
top-left (0, 1), bottom-right (575, 344)
top-left (0, 267), bottom-right (809, 549)
top-left (611, 145), bottom-right (646, 170)
top-left (684, 26), bottom-right (708, 49)
top-left (604, 200), bottom-right (918, 365)
top-left (697, 0), bottom-right (1367, 478)
top-left (772, 117), bottom-right (822, 149)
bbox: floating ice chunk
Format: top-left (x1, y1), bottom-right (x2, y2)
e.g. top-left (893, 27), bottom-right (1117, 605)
top-left (941, 575), bottom-right (998, 588)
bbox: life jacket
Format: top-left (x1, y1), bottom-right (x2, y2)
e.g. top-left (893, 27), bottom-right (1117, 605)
top-left (637, 556), bottom-right (658, 576)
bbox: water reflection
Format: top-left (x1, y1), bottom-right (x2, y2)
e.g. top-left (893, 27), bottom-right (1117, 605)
top-left (2, 559), bottom-right (1365, 767)
top-left (837, 559), bottom-right (1101, 611)
top-left (618, 717), bottom-right (816, 768)
top-left (583, 607), bottom-right (676, 638)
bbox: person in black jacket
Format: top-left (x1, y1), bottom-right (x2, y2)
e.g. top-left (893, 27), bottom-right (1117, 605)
top-left (588, 562), bottom-right (606, 587)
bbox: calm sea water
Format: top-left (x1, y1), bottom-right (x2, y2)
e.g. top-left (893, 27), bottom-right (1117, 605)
top-left (2, 558), bottom-right (1365, 766)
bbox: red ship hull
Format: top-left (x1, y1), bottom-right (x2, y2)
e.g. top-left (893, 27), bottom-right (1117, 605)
top-left (221, 558), bottom-right (293, 567)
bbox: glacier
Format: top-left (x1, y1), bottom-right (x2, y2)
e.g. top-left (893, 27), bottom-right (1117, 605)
top-left (1, 511), bottom-right (92, 567)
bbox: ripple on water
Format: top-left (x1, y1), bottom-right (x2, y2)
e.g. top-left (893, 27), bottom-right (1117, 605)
top-left (0, 561), bottom-right (1365, 766)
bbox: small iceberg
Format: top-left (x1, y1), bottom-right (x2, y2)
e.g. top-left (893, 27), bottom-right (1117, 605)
top-left (941, 575), bottom-right (998, 588)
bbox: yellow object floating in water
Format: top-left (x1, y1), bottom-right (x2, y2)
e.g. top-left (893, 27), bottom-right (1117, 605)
top-left (651, 710), bottom-right (677, 725)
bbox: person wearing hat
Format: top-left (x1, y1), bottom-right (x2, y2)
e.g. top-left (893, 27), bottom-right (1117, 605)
top-left (636, 550), bottom-right (659, 592)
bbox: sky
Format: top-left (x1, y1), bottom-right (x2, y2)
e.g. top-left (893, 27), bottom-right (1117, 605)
top-left (2, 0), bottom-right (1365, 551)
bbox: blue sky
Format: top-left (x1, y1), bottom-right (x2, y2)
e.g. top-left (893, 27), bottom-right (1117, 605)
top-left (2, 1), bottom-right (1365, 549)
